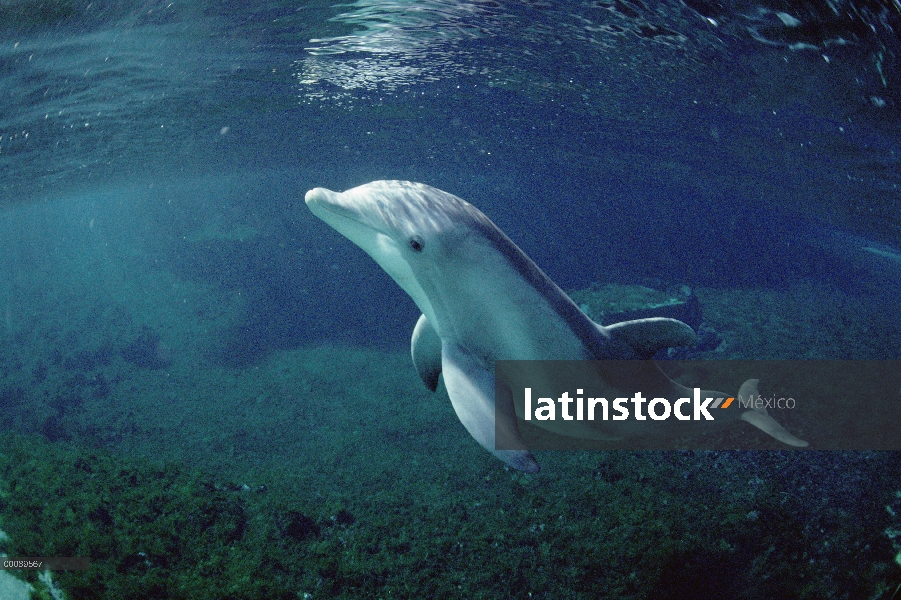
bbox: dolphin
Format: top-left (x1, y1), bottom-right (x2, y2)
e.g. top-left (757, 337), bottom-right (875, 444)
top-left (305, 180), bottom-right (807, 472)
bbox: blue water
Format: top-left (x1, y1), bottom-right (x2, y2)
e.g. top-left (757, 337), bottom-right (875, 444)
top-left (1, 1), bottom-right (901, 597)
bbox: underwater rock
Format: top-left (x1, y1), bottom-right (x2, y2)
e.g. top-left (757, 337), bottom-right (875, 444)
top-left (88, 505), bottom-right (115, 530)
top-left (40, 415), bottom-right (69, 442)
top-left (568, 282), bottom-right (726, 358)
top-left (693, 326), bottom-right (723, 352)
top-left (569, 282), bottom-right (702, 330)
top-left (592, 461), bottom-right (623, 483)
top-left (49, 392), bottom-right (83, 416)
top-left (63, 345), bottom-right (114, 372)
top-left (281, 510), bottom-right (320, 542)
top-left (333, 509), bottom-right (355, 526)
top-left (32, 359), bottom-right (47, 383)
top-left (121, 327), bottom-right (172, 370)
top-left (660, 323), bottom-right (724, 359)
top-left (92, 374), bottom-right (110, 399)
top-left (0, 386), bottom-right (26, 412)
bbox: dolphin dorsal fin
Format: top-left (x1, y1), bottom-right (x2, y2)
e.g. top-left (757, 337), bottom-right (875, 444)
top-left (605, 317), bottom-right (697, 358)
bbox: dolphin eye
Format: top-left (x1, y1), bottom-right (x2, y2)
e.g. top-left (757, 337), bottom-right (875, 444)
top-left (409, 235), bottom-right (424, 252)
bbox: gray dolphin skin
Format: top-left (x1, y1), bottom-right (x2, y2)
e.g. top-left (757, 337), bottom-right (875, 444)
top-left (305, 181), bottom-right (807, 472)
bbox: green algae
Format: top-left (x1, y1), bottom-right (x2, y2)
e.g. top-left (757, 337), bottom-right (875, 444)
top-left (1, 432), bottom-right (898, 599)
top-left (1, 279), bottom-right (900, 598)
top-left (0, 433), bottom-right (300, 599)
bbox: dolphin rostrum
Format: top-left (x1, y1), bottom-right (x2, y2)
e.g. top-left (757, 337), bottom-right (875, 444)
top-left (305, 180), bottom-right (807, 472)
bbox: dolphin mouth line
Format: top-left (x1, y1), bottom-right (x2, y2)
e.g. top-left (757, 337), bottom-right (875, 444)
top-left (304, 189), bottom-right (345, 217)
top-left (305, 189), bottom-right (386, 236)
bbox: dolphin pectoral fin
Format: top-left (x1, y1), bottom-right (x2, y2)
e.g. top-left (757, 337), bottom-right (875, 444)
top-left (411, 314), bottom-right (442, 392)
top-left (737, 379), bottom-right (809, 447)
top-left (441, 342), bottom-right (540, 473)
top-left (605, 317), bottom-right (697, 358)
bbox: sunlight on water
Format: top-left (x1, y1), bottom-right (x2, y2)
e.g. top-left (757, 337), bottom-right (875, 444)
top-left (295, 0), bottom-right (489, 105)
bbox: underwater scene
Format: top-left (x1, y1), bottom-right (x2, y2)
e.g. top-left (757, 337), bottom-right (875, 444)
top-left (1, 0), bottom-right (901, 598)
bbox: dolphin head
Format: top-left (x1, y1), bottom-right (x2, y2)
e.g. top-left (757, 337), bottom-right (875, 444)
top-left (305, 181), bottom-right (497, 331)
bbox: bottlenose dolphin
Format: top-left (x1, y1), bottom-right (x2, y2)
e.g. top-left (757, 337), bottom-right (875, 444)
top-left (305, 181), bottom-right (807, 472)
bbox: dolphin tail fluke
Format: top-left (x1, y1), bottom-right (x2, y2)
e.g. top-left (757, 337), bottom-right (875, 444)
top-left (738, 379), bottom-right (809, 447)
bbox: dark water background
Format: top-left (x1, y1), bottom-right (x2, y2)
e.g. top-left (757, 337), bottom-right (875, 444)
top-left (1, 1), bottom-right (901, 598)
top-left (3, 0), bottom-right (901, 358)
